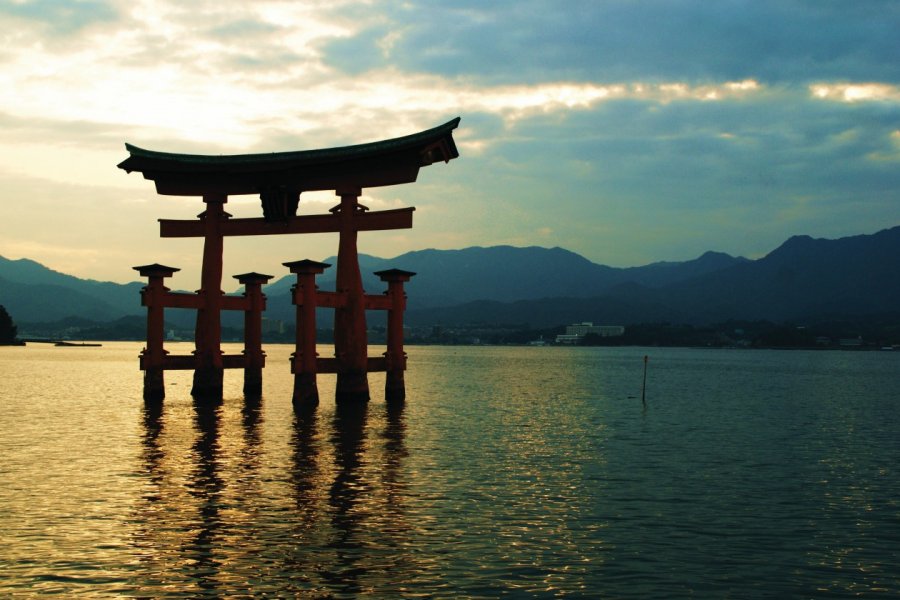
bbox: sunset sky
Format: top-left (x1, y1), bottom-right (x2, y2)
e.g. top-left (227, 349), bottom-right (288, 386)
top-left (0, 1), bottom-right (898, 288)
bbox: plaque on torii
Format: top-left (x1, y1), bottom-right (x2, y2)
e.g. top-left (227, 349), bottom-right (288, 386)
top-left (120, 118), bottom-right (460, 403)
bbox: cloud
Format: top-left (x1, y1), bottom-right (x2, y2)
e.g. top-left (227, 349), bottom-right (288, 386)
top-left (318, 1), bottom-right (900, 84)
top-left (0, 0), bottom-right (118, 34)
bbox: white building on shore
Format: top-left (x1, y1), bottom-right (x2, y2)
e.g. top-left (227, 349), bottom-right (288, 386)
top-left (555, 322), bottom-right (625, 344)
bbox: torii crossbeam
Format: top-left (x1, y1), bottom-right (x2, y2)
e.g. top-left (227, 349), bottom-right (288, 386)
top-left (121, 118), bottom-right (460, 402)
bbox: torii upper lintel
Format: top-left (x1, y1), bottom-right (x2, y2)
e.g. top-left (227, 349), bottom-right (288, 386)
top-left (118, 117), bottom-right (460, 198)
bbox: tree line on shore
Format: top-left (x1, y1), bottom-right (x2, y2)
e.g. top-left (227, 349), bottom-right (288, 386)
top-left (407, 317), bottom-right (899, 349)
top-left (0, 305), bottom-right (21, 345)
top-left (10, 308), bottom-right (899, 350)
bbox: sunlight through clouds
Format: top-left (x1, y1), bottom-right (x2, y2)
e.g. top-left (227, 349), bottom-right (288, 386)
top-left (810, 83), bottom-right (900, 103)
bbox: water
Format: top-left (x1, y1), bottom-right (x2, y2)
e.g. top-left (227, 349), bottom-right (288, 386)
top-left (1, 343), bottom-right (898, 598)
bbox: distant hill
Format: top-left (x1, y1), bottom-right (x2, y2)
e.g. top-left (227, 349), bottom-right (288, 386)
top-left (0, 257), bottom-right (144, 322)
top-left (618, 251), bottom-right (750, 288)
top-left (2, 225), bottom-right (898, 329)
top-left (401, 226), bottom-right (900, 327)
top-left (260, 245), bottom-right (748, 313)
top-left (633, 226), bottom-right (900, 323)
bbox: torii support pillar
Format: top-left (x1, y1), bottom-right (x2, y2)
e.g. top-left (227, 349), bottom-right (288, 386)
top-left (134, 263), bottom-right (180, 402)
top-left (375, 269), bottom-right (415, 402)
top-left (285, 259), bottom-right (330, 407)
top-left (234, 272), bottom-right (273, 397)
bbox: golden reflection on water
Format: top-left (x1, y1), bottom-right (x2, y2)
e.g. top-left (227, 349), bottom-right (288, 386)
top-left (128, 384), bottom-right (420, 596)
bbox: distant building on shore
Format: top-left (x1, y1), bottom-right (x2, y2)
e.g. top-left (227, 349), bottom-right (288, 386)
top-left (556, 322), bottom-right (625, 344)
top-left (262, 318), bottom-right (285, 335)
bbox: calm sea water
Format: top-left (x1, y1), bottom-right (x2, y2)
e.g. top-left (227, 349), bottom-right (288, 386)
top-left (0, 342), bottom-right (898, 598)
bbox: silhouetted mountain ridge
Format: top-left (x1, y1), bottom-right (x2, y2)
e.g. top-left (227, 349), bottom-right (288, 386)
top-left (262, 244), bottom-right (746, 310)
top-left (1, 225), bottom-right (897, 327)
top-left (648, 226), bottom-right (900, 323)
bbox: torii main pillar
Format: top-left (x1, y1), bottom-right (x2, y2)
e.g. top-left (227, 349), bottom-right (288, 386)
top-left (333, 188), bottom-right (369, 401)
top-left (192, 194), bottom-right (227, 398)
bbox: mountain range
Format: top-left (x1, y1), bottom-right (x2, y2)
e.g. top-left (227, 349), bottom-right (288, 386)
top-left (1, 225), bottom-right (898, 329)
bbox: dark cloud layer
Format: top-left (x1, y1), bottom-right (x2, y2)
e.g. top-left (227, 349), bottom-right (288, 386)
top-left (321, 1), bottom-right (900, 84)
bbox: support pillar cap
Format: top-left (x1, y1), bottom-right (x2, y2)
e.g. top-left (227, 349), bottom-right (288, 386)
top-left (133, 264), bottom-right (180, 278)
top-left (374, 268), bottom-right (416, 282)
top-left (233, 272), bottom-right (274, 285)
top-left (283, 259), bottom-right (331, 275)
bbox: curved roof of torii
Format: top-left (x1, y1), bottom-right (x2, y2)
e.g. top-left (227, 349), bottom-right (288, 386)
top-left (118, 117), bottom-right (460, 196)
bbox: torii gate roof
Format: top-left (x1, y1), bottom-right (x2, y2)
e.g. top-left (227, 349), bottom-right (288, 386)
top-left (118, 117), bottom-right (460, 196)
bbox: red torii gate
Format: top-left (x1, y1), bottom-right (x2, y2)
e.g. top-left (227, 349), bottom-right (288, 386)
top-left (120, 118), bottom-right (460, 403)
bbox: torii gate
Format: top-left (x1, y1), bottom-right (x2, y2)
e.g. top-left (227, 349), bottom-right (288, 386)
top-left (120, 118), bottom-right (460, 403)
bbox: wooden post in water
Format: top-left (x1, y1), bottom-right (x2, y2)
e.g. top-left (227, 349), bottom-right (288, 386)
top-left (641, 355), bottom-right (649, 408)
top-left (234, 272), bottom-right (273, 397)
top-left (285, 259), bottom-right (330, 407)
top-left (134, 264), bottom-right (180, 402)
top-left (375, 269), bottom-right (415, 402)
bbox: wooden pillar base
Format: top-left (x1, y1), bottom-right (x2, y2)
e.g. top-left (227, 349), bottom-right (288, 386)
top-left (244, 368), bottom-right (263, 397)
top-left (336, 371), bottom-right (370, 403)
top-left (143, 369), bottom-right (165, 402)
top-left (293, 372), bottom-right (320, 407)
top-left (385, 370), bottom-right (405, 403)
top-left (191, 366), bottom-right (223, 400)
